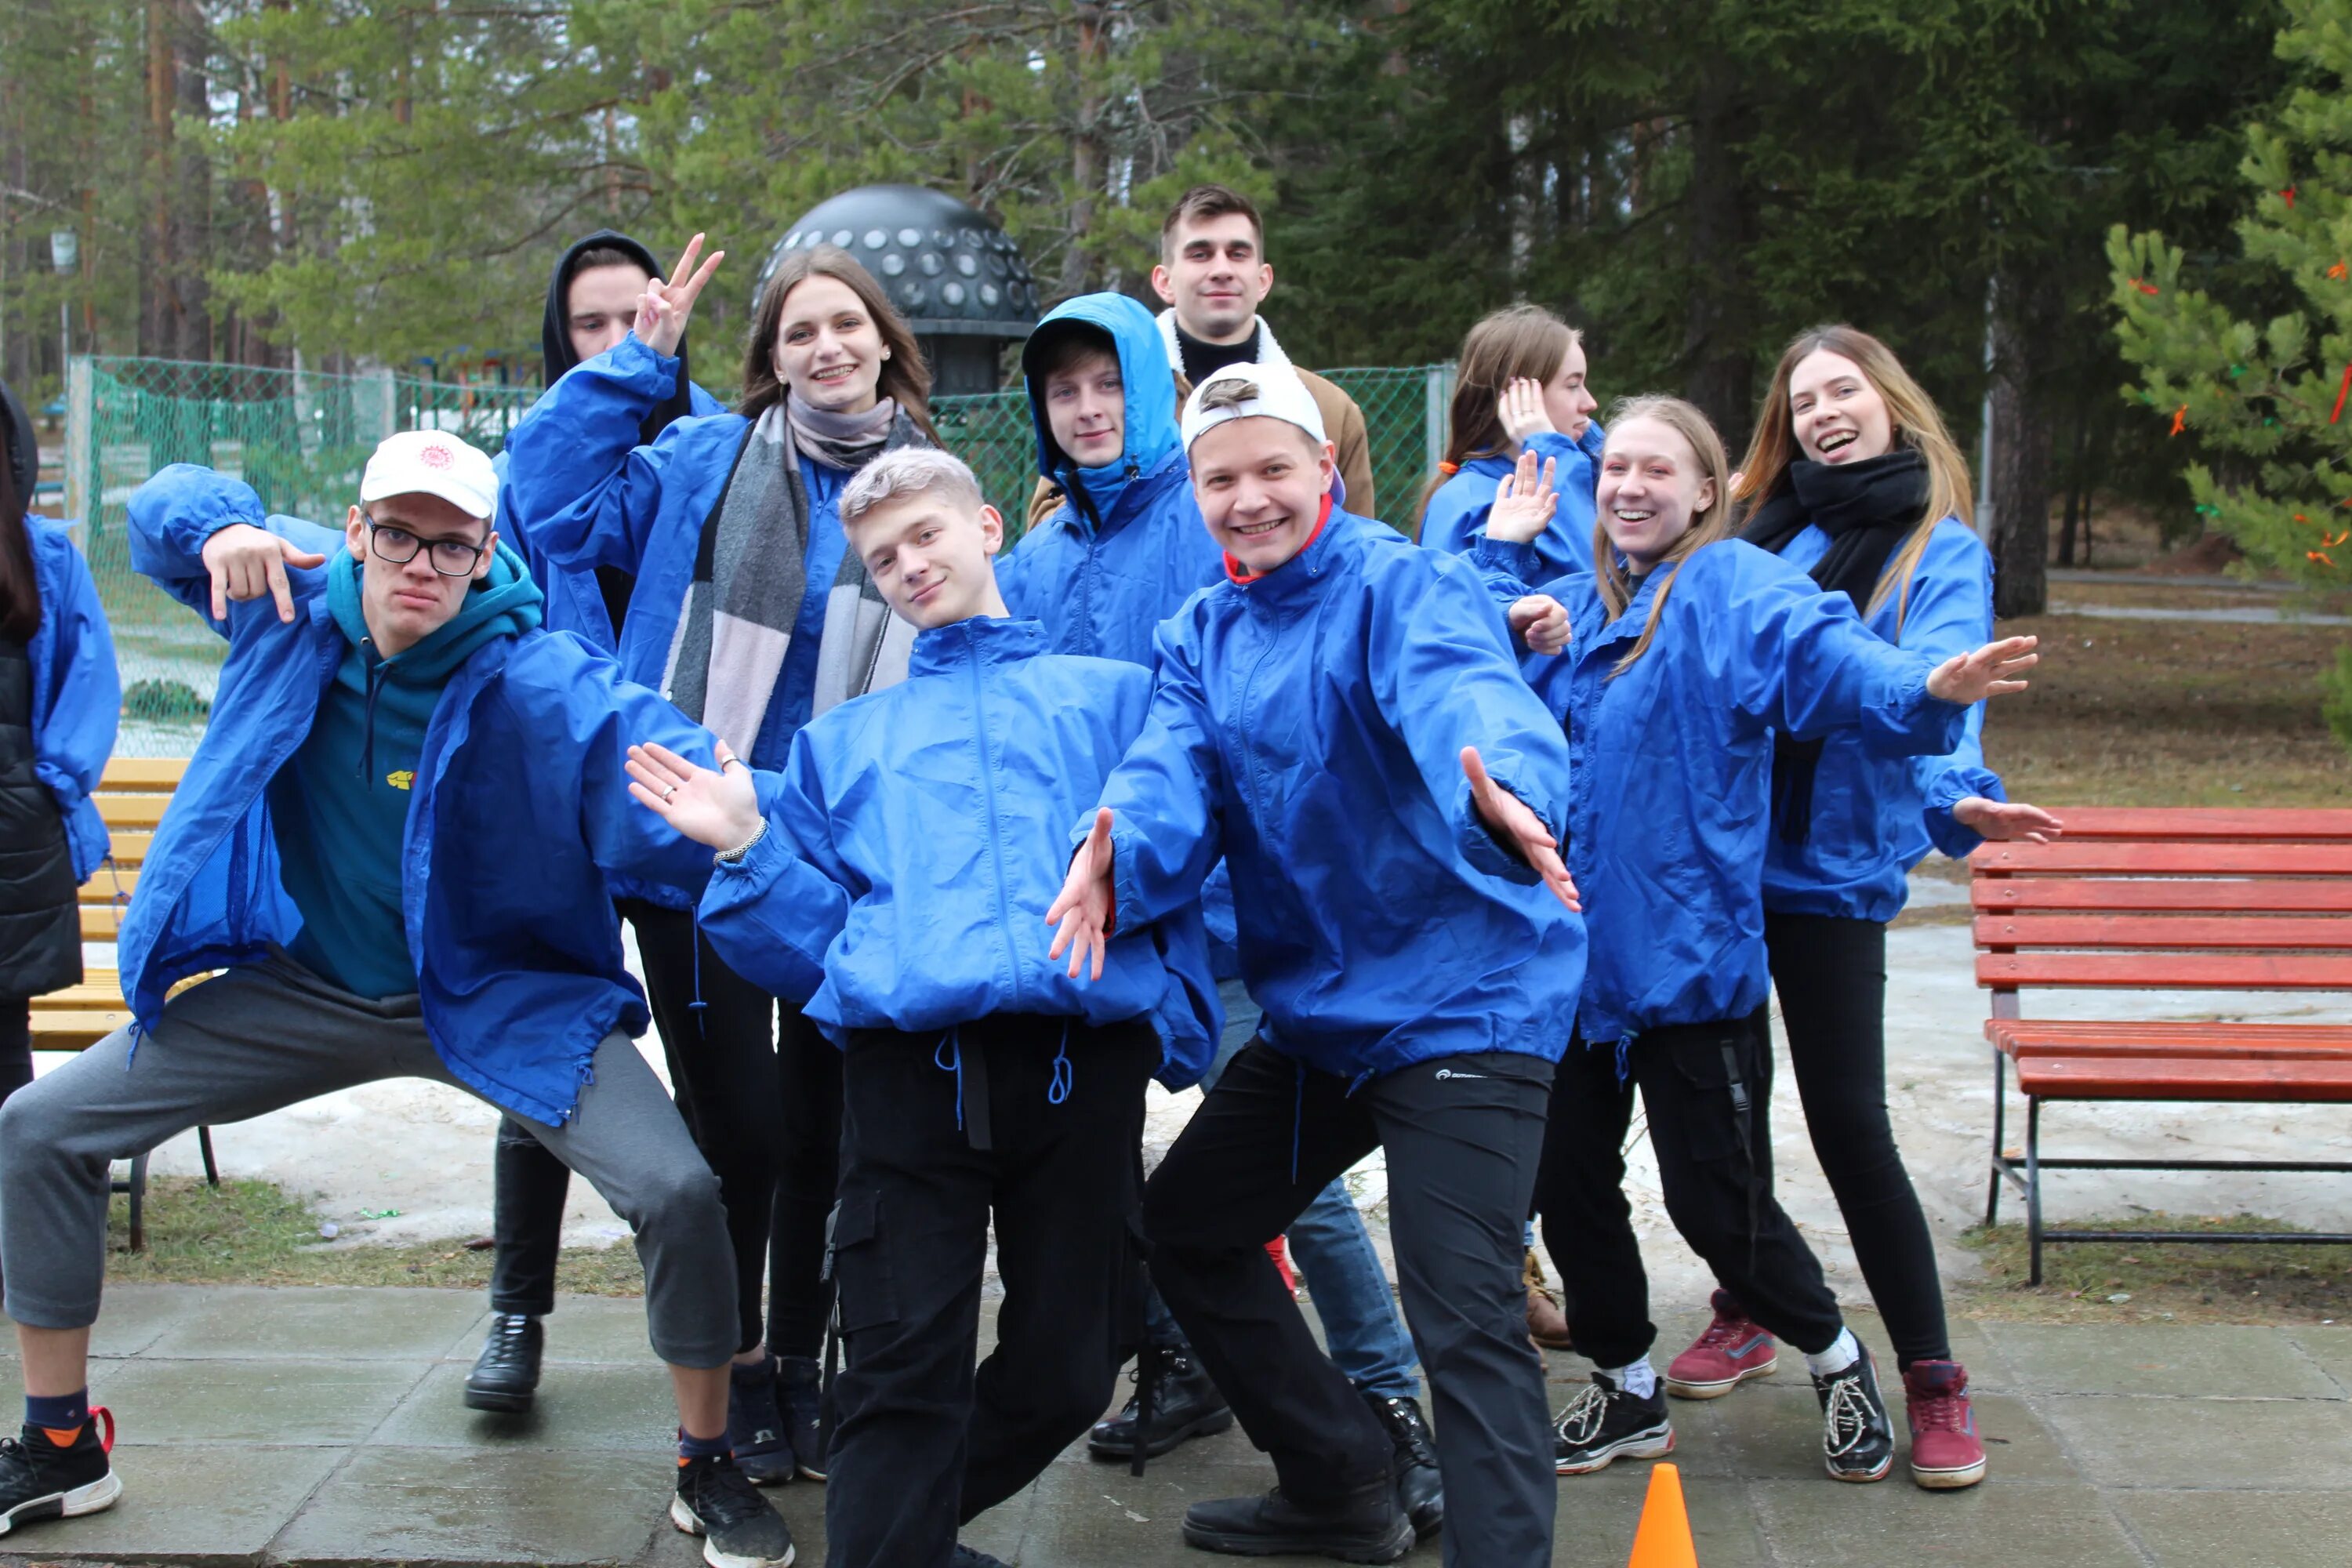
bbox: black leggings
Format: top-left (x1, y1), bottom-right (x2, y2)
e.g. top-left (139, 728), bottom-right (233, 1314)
top-left (0, 996), bottom-right (31, 1109)
top-left (1753, 912), bottom-right (1950, 1369)
top-left (490, 902), bottom-right (840, 1356)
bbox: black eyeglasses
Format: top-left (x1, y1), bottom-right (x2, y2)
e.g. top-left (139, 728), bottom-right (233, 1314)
top-left (362, 512), bottom-right (489, 577)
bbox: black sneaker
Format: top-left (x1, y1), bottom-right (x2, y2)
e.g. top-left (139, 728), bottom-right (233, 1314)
top-left (1552, 1371), bottom-right (1675, 1475)
top-left (464, 1313), bottom-right (543, 1414)
top-left (775, 1354), bottom-right (827, 1481)
top-left (728, 1356), bottom-right (794, 1486)
top-left (671, 1452), bottom-right (796, 1568)
top-left (1087, 1344), bottom-right (1233, 1460)
top-left (949, 1546), bottom-right (1010, 1567)
top-left (1180, 1480), bottom-right (1413, 1563)
top-left (1812, 1348), bottom-right (1895, 1483)
top-left (0, 1412), bottom-right (122, 1537)
top-left (1362, 1392), bottom-right (1442, 1540)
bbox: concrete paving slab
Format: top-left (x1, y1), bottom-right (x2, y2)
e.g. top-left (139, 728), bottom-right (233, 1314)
top-left (1661, 1384), bottom-right (2076, 1488)
top-left (1548, 1463), bottom-right (1775, 1567)
top-left (2039, 1392), bottom-right (2352, 1490)
top-left (1747, 1477), bottom-right (2148, 1568)
top-left (2111, 1488), bottom-right (2352, 1567)
top-left (140, 1287), bottom-right (490, 1362)
top-left (2285, 1324), bottom-right (2352, 1398)
top-left (6, 1443), bottom-right (343, 1564)
top-left (85, 1356), bottom-right (432, 1446)
top-left (1986, 1322), bottom-right (2348, 1400)
top-left (266, 1447), bottom-right (673, 1566)
top-left (534, 1294), bottom-right (667, 1364)
top-left (38, 1283), bottom-right (215, 1358)
top-left (367, 1363), bottom-right (677, 1451)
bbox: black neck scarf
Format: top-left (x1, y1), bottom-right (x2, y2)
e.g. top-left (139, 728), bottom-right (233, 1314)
top-left (1740, 446), bottom-right (1929, 844)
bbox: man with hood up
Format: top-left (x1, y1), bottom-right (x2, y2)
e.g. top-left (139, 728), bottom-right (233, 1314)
top-left (995, 295), bottom-right (1443, 1541)
top-left (468, 230), bottom-right (730, 1425)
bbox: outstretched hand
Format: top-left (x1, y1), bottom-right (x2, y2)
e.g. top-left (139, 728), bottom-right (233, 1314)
top-left (201, 522), bottom-right (326, 624)
top-left (1927, 635), bottom-right (2039, 706)
top-left (1508, 594), bottom-right (1570, 657)
top-left (1462, 747), bottom-right (1580, 912)
top-left (1044, 808), bottom-right (1118, 982)
top-left (1954, 797), bottom-right (2063, 844)
top-left (626, 739), bottom-right (762, 851)
top-left (1487, 447), bottom-right (1559, 545)
top-left (633, 234), bottom-right (727, 358)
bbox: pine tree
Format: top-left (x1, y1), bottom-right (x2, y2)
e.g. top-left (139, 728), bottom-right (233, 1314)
top-left (2109, 0), bottom-right (2352, 744)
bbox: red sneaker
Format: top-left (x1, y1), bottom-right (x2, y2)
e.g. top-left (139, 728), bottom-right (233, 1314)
top-left (1902, 1360), bottom-right (1987, 1489)
top-left (1664, 1291), bottom-right (1778, 1399)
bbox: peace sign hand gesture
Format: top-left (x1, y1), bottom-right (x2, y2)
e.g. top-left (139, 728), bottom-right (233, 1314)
top-left (1463, 747), bottom-right (1581, 912)
top-left (1487, 447), bottom-right (1559, 545)
top-left (633, 234), bottom-right (728, 358)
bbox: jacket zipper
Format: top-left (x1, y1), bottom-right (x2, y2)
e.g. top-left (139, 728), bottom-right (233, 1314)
top-left (968, 635), bottom-right (1024, 1011)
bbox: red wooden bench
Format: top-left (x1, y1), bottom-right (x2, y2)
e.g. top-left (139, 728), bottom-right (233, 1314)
top-left (1972, 807), bottom-right (2352, 1283)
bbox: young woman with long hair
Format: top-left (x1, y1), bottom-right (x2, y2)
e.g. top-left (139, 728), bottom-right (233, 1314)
top-left (505, 237), bottom-right (938, 1485)
top-left (1473, 394), bottom-right (2039, 1490)
top-left (1419, 303), bottom-right (1601, 577)
top-left (1646, 326), bottom-right (2059, 1491)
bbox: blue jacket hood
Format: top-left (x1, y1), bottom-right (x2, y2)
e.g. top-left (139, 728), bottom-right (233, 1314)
top-left (1024, 292), bottom-right (1181, 511)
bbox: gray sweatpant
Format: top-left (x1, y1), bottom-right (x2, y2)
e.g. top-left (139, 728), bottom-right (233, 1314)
top-left (0, 953), bottom-right (738, 1368)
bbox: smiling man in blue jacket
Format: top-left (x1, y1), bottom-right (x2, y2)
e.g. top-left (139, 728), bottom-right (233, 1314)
top-left (0, 434), bottom-right (793, 1568)
top-left (1048, 365), bottom-right (1584, 1568)
top-left (628, 446), bottom-right (1218, 1568)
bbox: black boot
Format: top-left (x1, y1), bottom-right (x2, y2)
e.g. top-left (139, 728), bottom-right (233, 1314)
top-left (1363, 1392), bottom-right (1443, 1540)
top-left (1086, 1344), bottom-right (1233, 1460)
top-left (728, 1356), bottom-right (795, 1486)
top-left (1181, 1477), bottom-right (1413, 1563)
top-left (464, 1313), bottom-right (543, 1414)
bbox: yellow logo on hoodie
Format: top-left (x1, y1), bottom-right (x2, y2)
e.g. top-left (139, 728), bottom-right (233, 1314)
top-left (386, 770), bottom-right (416, 791)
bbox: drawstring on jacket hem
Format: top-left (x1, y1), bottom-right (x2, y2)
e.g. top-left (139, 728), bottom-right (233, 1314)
top-left (1047, 1019), bottom-right (1073, 1106)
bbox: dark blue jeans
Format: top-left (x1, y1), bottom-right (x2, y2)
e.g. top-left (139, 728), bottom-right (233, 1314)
top-left (1142, 982), bottom-right (1420, 1402)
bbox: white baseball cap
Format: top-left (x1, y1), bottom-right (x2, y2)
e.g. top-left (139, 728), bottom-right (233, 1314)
top-left (1181, 363), bottom-right (1329, 452)
top-left (360, 430), bottom-right (499, 521)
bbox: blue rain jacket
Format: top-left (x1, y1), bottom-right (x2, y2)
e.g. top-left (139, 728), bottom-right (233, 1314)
top-left (1762, 517), bottom-right (2005, 921)
top-left (995, 292), bottom-right (1223, 666)
top-left (1500, 539), bottom-right (1966, 1044)
top-left (25, 516), bottom-right (120, 883)
top-left (120, 463), bottom-right (720, 1123)
top-left (492, 377), bottom-right (723, 653)
top-left (1087, 509), bottom-right (1585, 1081)
top-left (698, 615), bottom-right (1219, 1088)
top-left (1420, 423), bottom-right (1604, 581)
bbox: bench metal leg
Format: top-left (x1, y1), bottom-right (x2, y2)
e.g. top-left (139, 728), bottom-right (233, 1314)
top-left (198, 1126), bottom-right (219, 1186)
top-left (1986, 1048), bottom-right (2007, 1228)
top-left (126, 1152), bottom-right (149, 1254)
top-left (2025, 1097), bottom-right (2044, 1287)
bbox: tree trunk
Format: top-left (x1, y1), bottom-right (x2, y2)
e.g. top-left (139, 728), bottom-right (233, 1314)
top-left (1680, 71), bottom-right (1753, 448)
top-left (2056, 403), bottom-right (2091, 567)
top-left (1986, 267), bottom-right (2058, 618)
top-left (1060, 3), bottom-right (1106, 297)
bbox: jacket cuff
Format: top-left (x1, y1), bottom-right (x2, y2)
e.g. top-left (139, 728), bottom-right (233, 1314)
top-left (1452, 771), bottom-right (1554, 886)
top-left (1860, 659), bottom-right (1966, 758)
top-left (1468, 534), bottom-right (1541, 586)
top-left (1922, 765), bottom-right (2005, 861)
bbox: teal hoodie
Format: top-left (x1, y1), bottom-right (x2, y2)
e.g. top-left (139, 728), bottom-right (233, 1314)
top-left (269, 541), bottom-right (544, 997)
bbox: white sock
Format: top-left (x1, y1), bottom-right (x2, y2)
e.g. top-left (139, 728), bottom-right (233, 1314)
top-left (1802, 1327), bottom-right (1861, 1378)
top-left (1605, 1357), bottom-right (1657, 1399)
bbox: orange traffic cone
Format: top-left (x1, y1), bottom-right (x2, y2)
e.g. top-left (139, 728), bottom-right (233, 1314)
top-left (1627, 1461), bottom-right (1698, 1568)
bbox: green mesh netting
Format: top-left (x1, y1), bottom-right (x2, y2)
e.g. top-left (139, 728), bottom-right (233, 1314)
top-left (71, 357), bottom-right (1446, 756)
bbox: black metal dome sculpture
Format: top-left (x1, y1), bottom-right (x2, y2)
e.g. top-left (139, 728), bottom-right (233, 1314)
top-left (764, 185), bottom-right (1040, 395)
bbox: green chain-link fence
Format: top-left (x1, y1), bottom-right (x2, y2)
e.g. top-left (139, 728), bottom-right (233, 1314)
top-left (68, 355), bottom-right (1450, 756)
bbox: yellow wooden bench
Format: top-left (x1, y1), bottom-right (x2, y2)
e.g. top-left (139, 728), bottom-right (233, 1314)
top-left (33, 757), bottom-right (214, 1247)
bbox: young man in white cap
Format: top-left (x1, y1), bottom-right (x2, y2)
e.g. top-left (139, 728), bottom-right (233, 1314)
top-left (0, 434), bottom-right (795, 1568)
top-left (1047, 364), bottom-right (1585, 1568)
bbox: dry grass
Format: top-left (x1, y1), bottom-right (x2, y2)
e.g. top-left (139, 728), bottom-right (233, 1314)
top-left (1984, 608), bottom-right (2352, 808)
top-left (1955, 1215), bottom-right (2352, 1325)
top-left (108, 1176), bottom-right (647, 1295)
